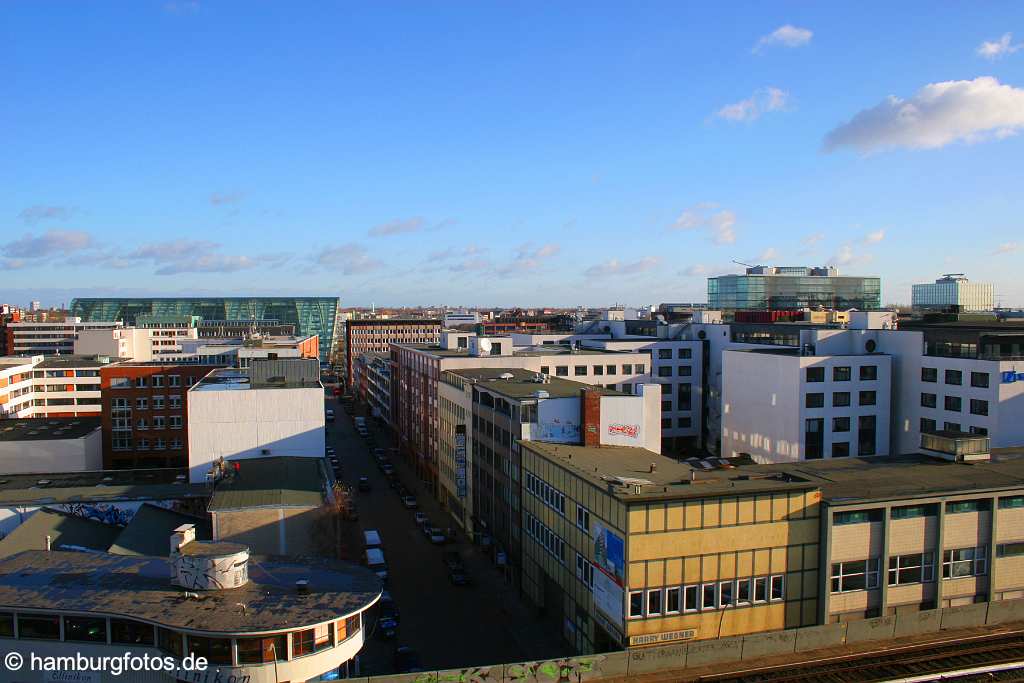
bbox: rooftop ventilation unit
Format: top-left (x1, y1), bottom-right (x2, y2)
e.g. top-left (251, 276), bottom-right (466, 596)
top-left (533, 390), bottom-right (550, 399)
top-left (499, 373), bottom-right (515, 381)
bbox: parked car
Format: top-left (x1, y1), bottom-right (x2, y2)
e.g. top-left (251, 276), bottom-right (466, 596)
top-left (413, 512), bottom-right (429, 526)
top-left (442, 551), bottom-right (463, 572)
top-left (401, 496), bottom-right (418, 509)
top-left (394, 647), bottom-right (422, 674)
top-left (425, 527), bottom-right (446, 544)
top-left (325, 409), bottom-right (335, 422)
top-left (358, 476), bottom-right (371, 492)
top-left (448, 570), bottom-right (471, 586)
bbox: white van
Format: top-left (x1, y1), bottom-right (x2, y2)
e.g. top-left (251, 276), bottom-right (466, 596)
top-left (366, 548), bottom-right (388, 581)
top-left (363, 529), bottom-right (382, 549)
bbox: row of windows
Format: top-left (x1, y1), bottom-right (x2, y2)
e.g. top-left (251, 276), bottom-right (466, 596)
top-left (0, 612), bottom-right (360, 666)
top-left (657, 348), bottom-right (694, 360)
top-left (806, 366), bottom-right (878, 383)
top-left (525, 473), bottom-right (566, 516)
top-left (109, 375), bottom-right (188, 388)
top-left (920, 393), bottom-right (989, 416)
top-left (921, 368), bottom-right (989, 388)
top-left (805, 391), bottom-right (877, 408)
top-left (541, 363), bottom-right (647, 377)
top-left (114, 396), bottom-right (183, 410)
top-left (134, 416), bottom-right (184, 429)
top-left (830, 547), bottom-right (988, 593)
top-left (656, 365), bottom-right (693, 378)
top-left (525, 512), bottom-right (566, 564)
top-left (921, 418), bottom-right (989, 436)
top-left (112, 437), bottom-right (184, 451)
top-left (834, 498), bottom-right (1023, 526)
top-left (628, 575), bottom-right (785, 619)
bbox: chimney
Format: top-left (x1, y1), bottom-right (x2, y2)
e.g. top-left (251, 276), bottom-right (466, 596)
top-left (581, 388), bottom-right (601, 447)
top-left (649, 463), bottom-right (657, 474)
top-left (170, 523), bottom-right (197, 556)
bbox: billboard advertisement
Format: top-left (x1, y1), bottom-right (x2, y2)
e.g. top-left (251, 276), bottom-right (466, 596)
top-left (593, 520), bottom-right (625, 584)
top-left (593, 567), bottom-right (624, 626)
top-left (454, 425), bottom-right (467, 498)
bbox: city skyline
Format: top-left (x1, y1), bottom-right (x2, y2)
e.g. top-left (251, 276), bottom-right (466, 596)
top-left (4, 2), bottom-right (1024, 307)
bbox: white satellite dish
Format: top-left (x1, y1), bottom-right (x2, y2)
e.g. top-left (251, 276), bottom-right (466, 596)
top-left (478, 339), bottom-right (493, 353)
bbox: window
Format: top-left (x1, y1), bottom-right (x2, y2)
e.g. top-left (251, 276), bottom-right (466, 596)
top-left (555, 366), bottom-right (568, 377)
top-left (892, 504), bottom-right (936, 519)
top-left (136, 418), bottom-right (148, 430)
top-left (0, 613), bottom-right (13, 638)
top-left (945, 369), bottom-right (963, 385)
top-left (997, 542), bottom-right (1024, 558)
top-left (888, 553), bottom-right (934, 585)
top-left (806, 367), bottom-right (824, 383)
top-left (943, 547), bottom-right (987, 578)
top-left (658, 366), bottom-right (673, 377)
top-left (635, 364), bottom-right (645, 374)
top-left (152, 395), bottom-right (165, 409)
top-left (683, 585), bottom-right (699, 612)
top-left (946, 499), bottom-right (989, 514)
top-left (754, 577), bottom-right (768, 603)
top-left (970, 426), bottom-right (989, 436)
top-left (805, 418), bottom-right (824, 459)
top-left (736, 578), bottom-right (751, 605)
top-left (666, 587), bottom-right (681, 614)
top-left (658, 349), bottom-right (672, 360)
top-left (770, 575), bottom-right (785, 601)
top-left (858, 415), bottom-right (876, 456)
top-left (64, 616), bottom-right (107, 642)
top-left (999, 496), bottom-right (1024, 509)
top-left (169, 416), bottom-right (183, 429)
top-left (832, 392), bottom-right (851, 407)
top-left (921, 417), bottom-right (937, 433)
top-left (833, 366), bottom-right (851, 382)
top-left (661, 418), bottom-right (672, 429)
top-left (605, 364), bottom-right (615, 375)
top-left (158, 628), bottom-right (183, 657)
top-left (575, 553), bottom-right (594, 589)
top-left (832, 416), bottom-right (851, 432)
top-left (677, 417), bottom-right (692, 428)
top-left (594, 365), bottom-right (604, 376)
top-left (945, 396), bottom-right (962, 412)
top-left (678, 366), bottom-right (692, 377)
top-left (971, 372), bottom-right (990, 388)
top-left (111, 618), bottom-right (154, 645)
top-left (922, 367), bottom-right (937, 383)
top-left (136, 397), bottom-right (148, 410)
top-left (860, 365), bottom-right (878, 381)
top-left (678, 348), bottom-right (692, 359)
top-left (831, 442), bottom-right (850, 458)
top-left (944, 421), bottom-right (962, 432)
top-left (169, 375), bottom-right (182, 387)
top-left (576, 505), bottom-right (590, 534)
top-left (677, 383), bottom-right (692, 411)
top-left (701, 583), bottom-right (718, 610)
top-left (629, 591), bottom-right (644, 618)
top-left (237, 635), bottom-right (288, 664)
top-left (647, 589), bottom-right (663, 615)
top-left (622, 364), bottom-right (633, 374)
top-left (859, 391), bottom-right (876, 406)
top-left (18, 614), bottom-right (60, 639)
top-left (970, 399), bottom-right (989, 416)
top-left (574, 366), bottom-right (587, 376)
top-left (806, 393), bottom-right (824, 409)
top-left (153, 375), bottom-right (164, 387)
top-left (135, 376), bottom-right (147, 388)
top-left (188, 635), bottom-right (233, 665)
top-left (830, 559), bottom-right (880, 593)
top-left (153, 416), bottom-right (165, 429)
top-left (170, 438), bottom-right (183, 450)
top-left (292, 623), bottom-right (334, 657)
top-left (719, 581), bottom-right (734, 607)
top-left (168, 396), bottom-right (182, 409)
top-left (921, 393), bottom-right (937, 408)
top-left (835, 509), bottom-right (880, 525)
top-left (110, 376), bottom-right (130, 388)
top-left (540, 366), bottom-right (549, 375)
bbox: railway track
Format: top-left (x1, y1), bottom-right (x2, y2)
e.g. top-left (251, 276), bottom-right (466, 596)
top-left (701, 630), bottom-right (1024, 682)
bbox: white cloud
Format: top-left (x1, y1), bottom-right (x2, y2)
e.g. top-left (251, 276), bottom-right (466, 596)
top-left (715, 87), bottom-right (789, 122)
top-left (753, 25), bottom-right (813, 53)
top-left (671, 203), bottom-right (737, 244)
top-left (977, 33), bottom-right (1022, 60)
top-left (584, 257), bottom-right (660, 278)
top-left (497, 243), bottom-right (560, 275)
top-left (829, 244), bottom-right (856, 266)
top-left (681, 264), bottom-right (733, 277)
top-left (5, 230), bottom-right (94, 258)
top-left (448, 258), bottom-right (490, 273)
top-left (429, 245), bottom-right (485, 261)
top-left (368, 217), bottom-right (425, 237)
top-left (128, 239), bottom-right (219, 261)
top-left (824, 77), bottom-right (1024, 153)
top-left (863, 229), bottom-right (886, 244)
top-left (19, 205), bottom-right (74, 225)
top-left (995, 242), bottom-right (1020, 255)
top-left (757, 247), bottom-right (779, 260)
top-left (317, 243), bottom-right (384, 274)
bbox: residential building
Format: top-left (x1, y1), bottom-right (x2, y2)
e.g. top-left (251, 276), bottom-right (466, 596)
top-left (344, 318), bottom-right (440, 386)
top-left (0, 356), bottom-right (37, 418)
top-left (391, 334), bottom-right (653, 494)
top-left (74, 314), bottom-right (200, 361)
top-left (438, 367), bottom-right (661, 587)
top-left (708, 265), bottom-right (882, 311)
top-left (1, 354), bottom-right (120, 419)
top-left (0, 527), bottom-right (381, 682)
top-left (100, 362), bottom-right (216, 470)
top-left (0, 417), bottom-right (102, 474)
top-left (69, 297), bottom-right (341, 363)
top-left (187, 359), bottom-right (325, 483)
top-left (517, 437), bottom-right (1024, 654)
top-left (351, 352), bottom-right (391, 422)
top-left (913, 274), bottom-right (994, 312)
top-left (4, 317), bottom-right (120, 355)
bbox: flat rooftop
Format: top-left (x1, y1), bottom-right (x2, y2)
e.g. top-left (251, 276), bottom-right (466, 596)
top-left (0, 469), bottom-right (206, 506)
top-left (520, 442), bottom-right (1024, 504)
top-left (36, 355), bottom-right (124, 368)
top-left (447, 367), bottom-right (624, 399)
top-left (208, 456), bottom-right (327, 510)
top-left (396, 342), bottom-right (642, 358)
top-left (0, 550), bottom-right (381, 634)
top-left (0, 418), bottom-right (101, 442)
top-left (192, 368), bottom-right (320, 391)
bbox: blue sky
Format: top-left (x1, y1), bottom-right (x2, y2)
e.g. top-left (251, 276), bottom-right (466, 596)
top-left (3, 2), bottom-right (1023, 308)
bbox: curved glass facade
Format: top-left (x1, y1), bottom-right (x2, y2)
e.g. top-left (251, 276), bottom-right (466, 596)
top-left (708, 275), bottom-right (881, 311)
top-left (69, 297), bottom-right (340, 363)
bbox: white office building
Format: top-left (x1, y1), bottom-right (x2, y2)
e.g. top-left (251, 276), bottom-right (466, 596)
top-left (912, 274), bottom-right (993, 312)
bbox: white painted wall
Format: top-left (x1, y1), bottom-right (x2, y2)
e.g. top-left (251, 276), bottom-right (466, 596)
top-left (535, 397), bottom-right (581, 443)
top-left (598, 384), bottom-right (661, 452)
top-left (187, 386), bottom-right (326, 482)
top-left (0, 429), bottom-right (101, 474)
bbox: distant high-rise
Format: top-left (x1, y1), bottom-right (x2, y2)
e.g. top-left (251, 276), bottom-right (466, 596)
top-left (912, 274), bottom-right (993, 312)
top-left (708, 265), bottom-right (881, 311)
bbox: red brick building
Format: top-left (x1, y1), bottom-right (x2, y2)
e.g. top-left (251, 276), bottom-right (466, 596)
top-left (100, 362), bottom-right (215, 470)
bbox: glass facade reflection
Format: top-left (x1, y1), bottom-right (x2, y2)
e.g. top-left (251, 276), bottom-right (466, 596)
top-left (69, 297), bottom-right (340, 363)
top-left (708, 272), bottom-right (881, 311)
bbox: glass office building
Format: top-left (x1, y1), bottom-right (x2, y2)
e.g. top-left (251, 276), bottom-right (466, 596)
top-left (69, 297), bottom-right (340, 363)
top-left (708, 266), bottom-right (881, 311)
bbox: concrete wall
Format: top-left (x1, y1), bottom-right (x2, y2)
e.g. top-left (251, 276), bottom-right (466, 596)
top-left (0, 428), bottom-right (101, 473)
top-left (721, 350), bottom-right (801, 461)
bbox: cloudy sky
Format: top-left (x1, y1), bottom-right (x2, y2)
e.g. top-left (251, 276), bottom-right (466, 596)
top-left (3, 2), bottom-right (1023, 308)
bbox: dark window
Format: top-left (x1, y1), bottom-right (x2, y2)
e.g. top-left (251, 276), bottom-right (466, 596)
top-left (806, 393), bottom-right (824, 409)
top-left (540, 366), bottom-right (549, 375)
top-left (629, 591), bottom-right (643, 618)
top-left (946, 500), bottom-right (990, 514)
top-left (658, 349), bottom-right (672, 360)
top-left (678, 348), bottom-right (692, 359)
top-left (188, 635), bottom-right (233, 665)
top-left (921, 393), bottom-right (937, 408)
top-left (920, 417), bottom-right (937, 432)
top-left (832, 416), bottom-right (851, 432)
top-left (945, 369), bottom-right (962, 385)
top-left (999, 496), bottom-right (1024, 509)
top-left (677, 383), bottom-right (692, 411)
top-left (111, 618), bottom-right (154, 645)
top-left (835, 509), bottom-right (881, 525)
top-left (293, 623), bottom-right (334, 657)
top-left (860, 365), bottom-right (878, 381)
top-left (574, 366), bottom-right (587, 376)
top-left (555, 366), bottom-right (568, 377)
top-left (661, 418), bottom-right (672, 428)
top-left (237, 635), bottom-right (288, 663)
top-left (971, 372), bottom-right (990, 388)
top-left (18, 615), bottom-right (60, 640)
top-left (859, 390), bottom-right (876, 406)
top-left (806, 367), bottom-right (825, 383)
top-left (833, 366), bottom-right (851, 382)
top-left (658, 366), bottom-right (672, 377)
top-left (64, 616), bottom-right (107, 643)
top-left (997, 542), bottom-right (1024, 558)
top-left (945, 396), bottom-right (962, 412)
top-left (0, 613), bottom-right (12, 638)
top-left (892, 504), bottom-right (937, 519)
top-left (858, 415), bottom-right (877, 456)
top-left (944, 421), bottom-right (962, 432)
top-left (677, 417), bottom-right (692, 428)
top-left (921, 367), bottom-right (937, 383)
top-left (158, 628), bottom-right (183, 657)
top-left (805, 418), bottom-right (824, 459)
top-left (970, 399), bottom-right (988, 416)
top-left (832, 442), bottom-right (850, 458)
top-left (970, 425), bottom-right (989, 436)
top-left (832, 392), bottom-right (851, 407)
